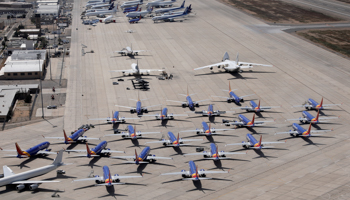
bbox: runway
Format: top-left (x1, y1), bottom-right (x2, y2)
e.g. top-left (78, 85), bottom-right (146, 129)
top-left (0, 0), bottom-right (349, 199)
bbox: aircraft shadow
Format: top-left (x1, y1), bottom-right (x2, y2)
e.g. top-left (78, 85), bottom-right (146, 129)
top-left (252, 149), bottom-right (276, 159)
top-left (31, 188), bottom-right (65, 194)
top-left (77, 157), bottom-right (102, 168)
top-left (98, 186), bottom-right (128, 199)
top-left (8, 156), bottom-right (53, 169)
top-left (162, 178), bottom-right (183, 184)
top-left (187, 181), bottom-right (215, 193)
top-left (301, 137), bottom-right (326, 146)
top-left (0, 185), bottom-right (63, 194)
top-left (44, 174), bottom-right (77, 180)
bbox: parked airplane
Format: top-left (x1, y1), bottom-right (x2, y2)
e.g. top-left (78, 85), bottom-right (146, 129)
top-left (115, 95), bottom-right (161, 115)
top-left (85, 5), bottom-right (117, 17)
top-left (212, 82), bottom-right (254, 104)
top-left (129, 15), bottom-right (142, 23)
top-left (226, 134), bottom-right (286, 149)
top-left (286, 110), bottom-right (339, 124)
top-left (0, 142), bottom-right (56, 158)
top-left (87, 0), bottom-right (107, 4)
top-left (123, 5), bottom-right (140, 13)
top-left (292, 97), bottom-right (342, 110)
top-left (89, 111), bottom-right (139, 124)
top-left (72, 165), bottom-right (142, 186)
top-left (104, 125), bottom-right (161, 139)
top-left (275, 123), bottom-right (333, 137)
top-left (222, 114), bottom-right (274, 128)
top-left (146, 132), bottom-right (202, 147)
top-left (161, 160), bottom-right (228, 181)
top-left (86, 2), bottom-right (114, 12)
top-left (86, 0), bottom-right (112, 8)
top-left (126, 7), bottom-right (153, 18)
top-left (180, 122), bottom-right (234, 136)
top-left (184, 143), bottom-right (246, 160)
top-left (82, 19), bottom-right (99, 25)
top-left (65, 141), bottom-right (124, 158)
top-left (99, 15), bottom-right (116, 23)
top-left (0, 150), bottom-right (65, 191)
top-left (152, 5), bottom-right (190, 22)
top-left (147, 0), bottom-right (176, 8)
top-left (194, 52), bottom-right (272, 73)
top-left (110, 146), bottom-right (172, 164)
top-left (121, 0), bottom-right (143, 9)
top-left (192, 104), bottom-right (228, 117)
top-left (166, 86), bottom-right (210, 111)
top-left (162, 4), bottom-right (191, 15)
top-left (234, 100), bottom-right (280, 112)
top-left (111, 62), bottom-right (164, 75)
top-left (91, 1), bottom-right (115, 9)
top-left (140, 107), bottom-right (188, 120)
top-left (154, 0), bottom-right (185, 15)
top-left (43, 129), bottom-right (100, 144)
top-left (114, 45), bottom-right (146, 57)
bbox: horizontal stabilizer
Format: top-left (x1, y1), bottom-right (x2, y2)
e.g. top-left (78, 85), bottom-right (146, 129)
top-left (3, 165), bottom-right (15, 177)
top-left (95, 182), bottom-right (126, 186)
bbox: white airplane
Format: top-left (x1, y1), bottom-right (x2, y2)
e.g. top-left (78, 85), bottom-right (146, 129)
top-left (180, 122), bottom-right (235, 136)
top-left (110, 61), bottom-right (164, 76)
top-left (146, 132), bottom-right (203, 147)
top-left (91, 2), bottom-right (115, 9)
top-left (85, 5), bottom-right (117, 17)
top-left (87, 0), bottom-right (107, 4)
top-left (86, 3), bottom-right (114, 12)
top-left (152, 5), bottom-right (189, 22)
top-left (184, 143), bottom-right (246, 160)
top-left (104, 125), bottom-right (161, 140)
top-left (82, 19), bottom-right (99, 25)
top-left (86, 0), bottom-right (112, 8)
top-left (121, 0), bottom-right (143, 8)
top-left (193, 52), bottom-right (272, 73)
top-left (115, 45), bottom-right (145, 56)
top-left (226, 134), bottom-right (286, 149)
top-left (147, 0), bottom-right (176, 8)
top-left (99, 15), bottom-right (116, 23)
top-left (0, 150), bottom-right (65, 191)
top-left (126, 7), bottom-right (153, 19)
top-left (154, 0), bottom-right (185, 15)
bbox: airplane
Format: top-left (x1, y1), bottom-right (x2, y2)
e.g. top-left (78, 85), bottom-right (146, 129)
top-left (292, 97), bottom-right (342, 111)
top-left (43, 129), bottom-right (100, 144)
top-left (129, 15), bottom-right (142, 23)
top-left (114, 94), bottom-right (161, 115)
top-left (85, 5), bottom-right (117, 17)
top-left (193, 52), bottom-right (272, 73)
top-left (180, 121), bottom-right (235, 136)
top-left (121, 0), bottom-right (143, 9)
top-left (226, 134), bottom-right (286, 149)
top-left (104, 125), bottom-right (161, 139)
top-left (87, 0), bottom-right (107, 4)
top-left (286, 110), bottom-right (339, 124)
top-left (191, 104), bottom-right (229, 117)
top-left (89, 111), bottom-right (139, 124)
top-left (152, 5), bottom-right (190, 22)
top-left (154, 0), bottom-right (185, 15)
top-left (122, 0), bottom-right (143, 4)
top-left (275, 123), bottom-right (333, 137)
top-left (86, 1), bottom-right (112, 8)
top-left (123, 5), bottom-right (140, 13)
top-left (65, 141), bottom-right (124, 158)
top-left (91, 1), bottom-right (115, 9)
top-left (86, 2), bottom-right (114, 12)
top-left (0, 150), bottom-right (65, 191)
top-left (110, 146), bottom-right (172, 164)
top-left (234, 100), bottom-right (280, 112)
top-left (140, 107), bottom-right (188, 120)
top-left (126, 7), bottom-right (153, 19)
top-left (100, 15), bottom-right (116, 23)
top-left (114, 45), bottom-right (146, 57)
top-left (111, 62), bottom-right (164, 76)
top-left (0, 142), bottom-right (56, 158)
top-left (82, 19), bottom-right (99, 25)
top-left (146, 132), bottom-right (203, 147)
top-left (162, 4), bottom-right (191, 15)
top-left (166, 86), bottom-right (210, 111)
top-left (147, 0), bottom-right (176, 8)
top-left (184, 143), bottom-right (246, 160)
top-left (160, 160), bottom-right (228, 181)
top-left (212, 81), bottom-right (254, 104)
top-left (72, 165), bottom-right (142, 186)
top-left (222, 114), bottom-right (274, 128)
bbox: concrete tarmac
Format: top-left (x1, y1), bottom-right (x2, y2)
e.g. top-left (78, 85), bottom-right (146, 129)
top-left (0, 0), bottom-right (349, 199)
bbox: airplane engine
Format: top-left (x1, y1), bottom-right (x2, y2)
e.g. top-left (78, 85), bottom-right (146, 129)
top-left (100, 20), bottom-right (103, 22)
top-left (144, 109), bottom-right (148, 113)
top-left (240, 99), bottom-right (244, 103)
top-left (210, 67), bottom-right (213, 70)
top-left (29, 184), bottom-right (39, 190)
top-left (95, 175), bottom-right (101, 184)
top-left (130, 109), bottom-right (134, 113)
top-left (195, 103), bottom-right (199, 107)
top-left (196, 128), bottom-right (200, 134)
top-left (182, 103), bottom-right (186, 108)
top-left (211, 128), bottom-right (215, 132)
top-left (113, 174), bottom-right (120, 182)
top-left (113, 20), bottom-right (116, 22)
top-left (16, 184), bottom-right (25, 191)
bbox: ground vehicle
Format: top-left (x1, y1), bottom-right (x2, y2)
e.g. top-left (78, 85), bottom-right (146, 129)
top-left (113, 82), bottom-right (119, 85)
top-left (47, 105), bottom-right (57, 109)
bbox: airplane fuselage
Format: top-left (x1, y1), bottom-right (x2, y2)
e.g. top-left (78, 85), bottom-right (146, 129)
top-left (228, 91), bottom-right (241, 104)
top-left (186, 96), bottom-right (195, 110)
top-left (135, 101), bottom-right (143, 115)
top-left (244, 134), bottom-right (259, 148)
top-left (135, 146), bottom-right (151, 164)
top-left (307, 98), bottom-right (322, 110)
top-left (301, 111), bottom-right (317, 124)
top-left (209, 143), bottom-right (220, 160)
top-left (167, 132), bottom-right (179, 146)
top-left (90, 141), bottom-right (108, 156)
top-left (291, 123), bottom-right (308, 136)
top-left (201, 121), bottom-right (211, 135)
top-left (67, 129), bottom-right (86, 144)
top-left (21, 142), bottom-right (50, 157)
top-left (238, 114), bottom-right (253, 127)
top-left (249, 100), bottom-right (261, 112)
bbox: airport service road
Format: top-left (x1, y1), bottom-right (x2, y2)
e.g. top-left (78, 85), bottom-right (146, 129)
top-left (0, 0), bottom-right (349, 199)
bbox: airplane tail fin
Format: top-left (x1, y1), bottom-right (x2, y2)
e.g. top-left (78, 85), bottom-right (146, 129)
top-left (181, 0), bottom-right (185, 8)
top-left (135, 149), bottom-right (139, 163)
top-left (236, 53), bottom-right (239, 65)
top-left (319, 97), bottom-right (323, 108)
top-left (258, 135), bottom-right (262, 148)
top-left (86, 143), bottom-right (92, 157)
top-left (222, 52), bottom-right (229, 61)
top-left (108, 170), bottom-right (112, 186)
top-left (315, 110), bottom-right (320, 122)
top-left (216, 144), bottom-right (218, 156)
top-left (3, 165), bottom-right (15, 177)
top-left (208, 122), bottom-right (211, 133)
top-left (258, 100), bottom-right (261, 109)
top-left (52, 149), bottom-right (64, 166)
top-left (63, 130), bottom-right (69, 143)
top-left (229, 81), bottom-right (231, 92)
top-left (177, 133), bottom-right (180, 144)
top-left (251, 114), bottom-right (255, 124)
top-left (306, 123), bottom-right (312, 136)
top-left (187, 85), bottom-right (189, 96)
top-left (15, 143), bottom-right (24, 156)
top-left (195, 165), bottom-right (199, 179)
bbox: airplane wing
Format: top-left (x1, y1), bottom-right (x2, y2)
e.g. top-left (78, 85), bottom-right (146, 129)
top-left (226, 142), bottom-right (250, 146)
top-left (211, 96), bottom-right (229, 99)
top-left (115, 105), bottom-right (135, 109)
top-left (286, 118), bottom-right (306, 121)
top-left (161, 171), bottom-right (189, 176)
top-left (139, 114), bottom-right (159, 117)
top-left (139, 69), bottom-right (164, 72)
top-left (122, 117), bottom-right (140, 120)
top-left (310, 129), bottom-right (333, 133)
top-left (110, 69), bottom-right (135, 73)
top-left (65, 149), bottom-right (87, 153)
top-left (146, 155), bottom-right (172, 160)
top-left (101, 150), bottom-right (125, 153)
top-left (12, 180), bottom-right (60, 184)
top-left (104, 132), bottom-right (130, 137)
top-left (194, 99), bottom-right (211, 103)
top-left (169, 114), bottom-right (188, 117)
top-left (179, 139), bottom-right (203, 142)
top-left (96, 182), bottom-right (126, 186)
top-left (42, 136), bottom-right (65, 140)
top-left (88, 118), bottom-right (110, 121)
top-left (239, 94), bottom-right (255, 99)
top-left (211, 128), bottom-right (235, 132)
top-left (319, 116), bottom-right (339, 120)
top-left (73, 176), bottom-right (104, 182)
top-left (138, 131), bottom-right (161, 135)
top-left (292, 104), bottom-right (313, 108)
top-left (238, 62), bottom-right (272, 67)
top-left (145, 140), bottom-right (170, 144)
top-left (109, 156), bottom-right (135, 159)
top-left (193, 61), bottom-right (228, 71)
top-left (251, 120), bottom-right (275, 125)
top-left (166, 100), bottom-right (187, 104)
top-left (115, 50), bottom-right (127, 54)
top-left (198, 170), bottom-right (229, 175)
top-left (133, 50), bottom-right (145, 53)
top-left (184, 152), bottom-right (210, 156)
top-left (322, 104), bottom-right (342, 107)
top-left (224, 122), bottom-right (244, 126)
top-left (261, 141), bottom-right (286, 145)
top-left (77, 137), bottom-right (100, 141)
top-left (275, 131), bottom-right (298, 135)
top-left (179, 129), bottom-right (200, 133)
top-left (112, 175), bottom-right (142, 180)
top-left (220, 151), bottom-right (247, 155)
top-left (260, 106), bottom-right (280, 110)
top-left (144, 104), bottom-right (162, 109)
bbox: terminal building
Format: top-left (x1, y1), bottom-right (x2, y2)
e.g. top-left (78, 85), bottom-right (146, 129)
top-left (0, 50), bottom-right (48, 80)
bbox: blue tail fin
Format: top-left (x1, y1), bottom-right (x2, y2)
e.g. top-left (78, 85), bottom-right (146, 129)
top-left (181, 0), bottom-right (185, 8)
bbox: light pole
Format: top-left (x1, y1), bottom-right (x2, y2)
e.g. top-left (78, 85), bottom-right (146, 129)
top-left (37, 53), bottom-right (44, 119)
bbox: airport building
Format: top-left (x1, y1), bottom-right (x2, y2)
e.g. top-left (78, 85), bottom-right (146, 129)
top-left (0, 50), bottom-right (48, 80)
top-left (36, 4), bottom-right (60, 17)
